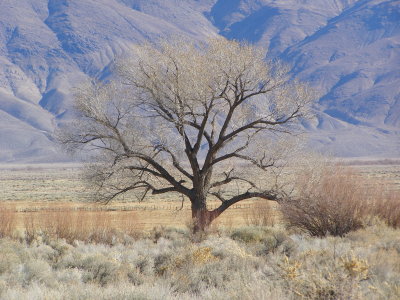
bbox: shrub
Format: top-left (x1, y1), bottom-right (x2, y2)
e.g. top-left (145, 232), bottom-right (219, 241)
top-left (191, 247), bottom-right (218, 265)
top-left (262, 231), bottom-right (292, 255)
top-left (230, 227), bottom-right (267, 243)
top-left (23, 214), bottom-right (40, 245)
top-left (0, 223), bottom-right (399, 299)
top-left (280, 166), bottom-right (368, 237)
top-left (22, 260), bottom-right (56, 287)
top-left (0, 239), bottom-right (25, 275)
top-left (199, 236), bottom-right (252, 260)
top-left (154, 253), bottom-right (174, 276)
top-left (80, 254), bottom-right (120, 286)
top-left (149, 226), bottom-right (189, 244)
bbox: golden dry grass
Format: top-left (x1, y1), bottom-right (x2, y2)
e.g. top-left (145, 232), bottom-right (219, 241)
top-left (0, 203), bottom-right (16, 238)
top-left (0, 163), bottom-right (398, 232)
top-left (3, 199), bottom-right (280, 232)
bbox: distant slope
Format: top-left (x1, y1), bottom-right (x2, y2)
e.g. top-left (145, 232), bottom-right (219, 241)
top-left (207, 0), bottom-right (400, 157)
top-left (284, 0), bottom-right (400, 156)
top-left (0, 0), bottom-right (398, 162)
top-left (0, 0), bottom-right (216, 162)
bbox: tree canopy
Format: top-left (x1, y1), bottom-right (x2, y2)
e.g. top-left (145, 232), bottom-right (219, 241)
top-left (60, 38), bottom-right (315, 231)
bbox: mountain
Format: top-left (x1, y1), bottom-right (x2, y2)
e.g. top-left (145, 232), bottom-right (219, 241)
top-left (207, 0), bottom-right (400, 157)
top-left (0, 0), bottom-right (399, 162)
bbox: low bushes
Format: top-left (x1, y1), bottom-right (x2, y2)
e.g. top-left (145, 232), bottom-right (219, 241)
top-left (230, 227), bottom-right (268, 243)
top-left (280, 164), bottom-right (400, 237)
top-left (0, 223), bottom-right (399, 300)
top-left (280, 166), bottom-right (368, 237)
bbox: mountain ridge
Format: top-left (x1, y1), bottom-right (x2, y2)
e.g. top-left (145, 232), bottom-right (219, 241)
top-left (0, 0), bottom-right (399, 162)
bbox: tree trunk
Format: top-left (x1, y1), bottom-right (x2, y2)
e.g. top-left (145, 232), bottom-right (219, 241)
top-left (191, 197), bottom-right (220, 232)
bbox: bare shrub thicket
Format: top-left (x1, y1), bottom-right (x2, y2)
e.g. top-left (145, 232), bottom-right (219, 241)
top-left (0, 204), bottom-right (16, 238)
top-left (280, 165), bottom-right (369, 237)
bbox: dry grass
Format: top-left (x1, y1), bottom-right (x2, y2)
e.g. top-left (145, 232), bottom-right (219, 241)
top-left (21, 210), bottom-right (140, 244)
top-left (23, 214), bottom-right (38, 244)
top-left (0, 163), bottom-right (398, 238)
top-left (0, 207), bottom-right (141, 244)
top-left (41, 210), bottom-right (110, 244)
top-left (244, 201), bottom-right (277, 227)
top-left (0, 203), bottom-right (16, 238)
top-left (4, 198), bottom-right (271, 234)
top-left (371, 189), bottom-right (400, 228)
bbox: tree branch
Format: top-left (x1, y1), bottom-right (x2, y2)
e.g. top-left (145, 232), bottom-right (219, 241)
top-left (211, 190), bottom-right (281, 216)
top-left (156, 145), bottom-right (193, 180)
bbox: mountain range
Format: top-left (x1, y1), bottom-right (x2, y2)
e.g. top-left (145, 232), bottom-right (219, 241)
top-left (0, 0), bottom-right (399, 162)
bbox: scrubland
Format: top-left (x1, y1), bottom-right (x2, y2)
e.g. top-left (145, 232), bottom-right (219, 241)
top-left (0, 221), bottom-right (399, 300)
top-left (0, 163), bottom-right (399, 299)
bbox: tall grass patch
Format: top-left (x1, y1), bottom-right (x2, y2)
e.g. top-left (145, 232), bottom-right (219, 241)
top-left (0, 203), bottom-right (16, 238)
top-left (21, 209), bottom-right (139, 244)
top-left (371, 189), bottom-right (400, 228)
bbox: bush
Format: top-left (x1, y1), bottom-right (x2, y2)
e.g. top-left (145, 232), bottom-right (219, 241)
top-left (230, 227), bottom-right (267, 243)
top-left (0, 223), bottom-right (399, 299)
top-left (262, 232), bottom-right (292, 255)
top-left (280, 166), bottom-right (368, 237)
top-left (80, 254), bottom-right (120, 286)
top-left (22, 260), bottom-right (56, 287)
top-left (0, 240), bottom-right (25, 275)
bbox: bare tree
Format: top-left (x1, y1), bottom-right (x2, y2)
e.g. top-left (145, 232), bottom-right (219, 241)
top-left (60, 38), bottom-right (315, 231)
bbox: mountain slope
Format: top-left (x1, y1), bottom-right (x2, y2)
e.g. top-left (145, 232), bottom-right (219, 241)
top-left (0, 0), bottom-right (398, 162)
top-left (0, 0), bottom-right (216, 162)
top-left (206, 0), bottom-right (400, 157)
top-left (284, 0), bottom-right (400, 156)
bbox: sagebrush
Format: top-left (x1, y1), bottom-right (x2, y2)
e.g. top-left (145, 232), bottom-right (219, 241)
top-left (0, 223), bottom-right (399, 300)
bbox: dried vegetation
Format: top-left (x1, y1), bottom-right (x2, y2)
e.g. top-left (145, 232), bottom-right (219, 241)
top-left (280, 165), bottom-right (400, 237)
top-left (0, 222), bottom-right (399, 300)
top-left (0, 163), bottom-right (399, 299)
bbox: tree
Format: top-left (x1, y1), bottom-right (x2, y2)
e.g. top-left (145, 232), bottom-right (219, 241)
top-left (60, 38), bottom-right (314, 231)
